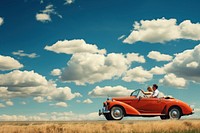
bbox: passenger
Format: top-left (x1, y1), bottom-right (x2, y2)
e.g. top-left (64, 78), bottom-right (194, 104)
top-left (142, 86), bottom-right (153, 96)
top-left (151, 84), bottom-right (159, 98)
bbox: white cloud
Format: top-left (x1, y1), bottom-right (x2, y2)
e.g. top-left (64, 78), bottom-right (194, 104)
top-left (49, 87), bottom-right (82, 101)
top-left (126, 53), bottom-right (146, 63)
top-left (49, 111), bottom-right (101, 121)
top-left (12, 50), bottom-right (39, 58)
top-left (76, 100), bottom-right (81, 103)
top-left (36, 13), bottom-right (51, 22)
top-left (0, 17), bottom-right (3, 26)
top-left (50, 102), bottom-right (68, 107)
top-left (21, 101), bottom-right (26, 105)
top-left (5, 100), bottom-right (13, 106)
top-left (0, 103), bottom-right (5, 108)
top-left (88, 85), bottom-right (133, 97)
top-left (0, 55), bottom-right (23, 71)
top-left (118, 35), bottom-right (126, 40)
top-left (147, 51), bottom-right (173, 61)
top-left (123, 18), bottom-right (200, 44)
top-left (33, 96), bottom-right (46, 103)
top-left (164, 44), bottom-right (200, 83)
top-left (83, 98), bottom-right (93, 104)
top-left (122, 66), bottom-right (153, 83)
top-left (0, 70), bottom-right (81, 102)
top-left (186, 61), bottom-right (198, 68)
top-left (159, 73), bottom-right (187, 88)
top-left (64, 0), bottom-right (75, 5)
top-left (61, 52), bottom-right (144, 85)
top-left (44, 39), bottom-right (106, 55)
top-left (36, 4), bottom-right (62, 22)
top-left (150, 66), bottom-right (166, 75)
top-left (0, 70), bottom-right (48, 87)
top-left (0, 115), bottom-right (43, 121)
top-left (51, 69), bottom-right (62, 76)
top-left (0, 111), bottom-right (103, 121)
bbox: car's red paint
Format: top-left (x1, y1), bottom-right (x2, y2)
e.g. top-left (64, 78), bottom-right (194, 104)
top-left (99, 89), bottom-right (193, 120)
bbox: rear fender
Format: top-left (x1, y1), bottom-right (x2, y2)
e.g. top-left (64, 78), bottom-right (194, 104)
top-left (108, 101), bottom-right (140, 115)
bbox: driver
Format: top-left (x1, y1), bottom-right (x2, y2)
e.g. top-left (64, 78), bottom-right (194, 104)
top-left (151, 84), bottom-right (159, 98)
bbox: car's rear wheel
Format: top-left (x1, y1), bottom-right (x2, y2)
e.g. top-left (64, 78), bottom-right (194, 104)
top-left (110, 106), bottom-right (124, 120)
top-left (168, 107), bottom-right (181, 119)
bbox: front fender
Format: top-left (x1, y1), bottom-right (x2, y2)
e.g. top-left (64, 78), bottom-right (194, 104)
top-left (108, 101), bottom-right (140, 115)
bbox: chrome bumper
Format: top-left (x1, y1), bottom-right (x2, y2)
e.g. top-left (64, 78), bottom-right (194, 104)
top-left (99, 107), bottom-right (110, 116)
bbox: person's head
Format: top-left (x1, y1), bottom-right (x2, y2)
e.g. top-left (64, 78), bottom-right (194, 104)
top-left (147, 86), bottom-right (153, 92)
top-left (152, 84), bottom-right (158, 91)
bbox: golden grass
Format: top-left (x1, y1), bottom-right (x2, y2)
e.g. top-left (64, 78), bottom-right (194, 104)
top-left (0, 120), bottom-right (200, 133)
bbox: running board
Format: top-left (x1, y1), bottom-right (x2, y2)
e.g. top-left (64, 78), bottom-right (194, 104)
top-left (139, 113), bottom-right (166, 116)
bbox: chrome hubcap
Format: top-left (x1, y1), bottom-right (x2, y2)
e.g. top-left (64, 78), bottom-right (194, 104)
top-left (170, 109), bottom-right (180, 119)
top-left (113, 110), bottom-right (121, 117)
top-left (111, 107), bottom-right (123, 119)
top-left (171, 111), bottom-right (178, 118)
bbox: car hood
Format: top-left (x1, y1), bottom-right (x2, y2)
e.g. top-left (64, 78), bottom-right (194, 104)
top-left (112, 96), bottom-right (135, 101)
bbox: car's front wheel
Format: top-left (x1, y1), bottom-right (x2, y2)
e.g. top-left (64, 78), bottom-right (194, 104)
top-left (168, 107), bottom-right (181, 119)
top-left (160, 115), bottom-right (169, 120)
top-left (110, 106), bottom-right (124, 120)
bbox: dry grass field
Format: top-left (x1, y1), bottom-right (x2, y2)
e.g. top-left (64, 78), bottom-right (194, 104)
top-left (0, 120), bottom-right (200, 133)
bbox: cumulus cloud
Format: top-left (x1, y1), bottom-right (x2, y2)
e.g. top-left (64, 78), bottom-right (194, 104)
top-left (61, 52), bottom-right (145, 85)
top-left (36, 4), bottom-right (62, 22)
top-left (0, 103), bottom-right (5, 108)
top-left (118, 35), bottom-right (126, 40)
top-left (122, 66), bottom-right (153, 83)
top-left (21, 101), bottom-right (26, 105)
top-left (159, 73), bottom-right (187, 88)
top-left (123, 18), bottom-right (200, 44)
top-left (33, 96), bottom-right (46, 103)
top-left (126, 53), bottom-right (146, 63)
top-left (164, 44), bottom-right (200, 83)
top-left (12, 50), bottom-right (39, 58)
top-left (0, 114), bottom-right (44, 121)
top-left (0, 17), bottom-right (3, 26)
top-left (150, 66), bottom-right (166, 75)
top-left (0, 70), bottom-right (81, 102)
top-left (0, 70), bottom-right (48, 87)
top-left (5, 100), bottom-right (13, 106)
top-left (51, 69), bottom-right (62, 76)
top-left (0, 111), bottom-right (102, 121)
top-left (76, 100), bottom-right (81, 103)
top-left (147, 51), bottom-right (173, 61)
top-left (64, 0), bottom-right (75, 5)
top-left (186, 61), bottom-right (199, 68)
top-left (44, 39), bottom-right (106, 55)
top-left (83, 98), bottom-right (93, 104)
top-left (50, 102), bottom-right (68, 107)
top-left (88, 85), bottom-right (133, 97)
top-left (0, 55), bottom-right (23, 71)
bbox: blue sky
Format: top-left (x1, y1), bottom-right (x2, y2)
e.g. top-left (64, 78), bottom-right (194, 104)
top-left (0, 0), bottom-right (200, 120)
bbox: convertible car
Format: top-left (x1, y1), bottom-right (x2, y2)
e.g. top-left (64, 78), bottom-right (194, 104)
top-left (99, 89), bottom-right (194, 120)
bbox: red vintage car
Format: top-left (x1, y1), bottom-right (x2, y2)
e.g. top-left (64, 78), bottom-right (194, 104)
top-left (99, 89), bottom-right (194, 120)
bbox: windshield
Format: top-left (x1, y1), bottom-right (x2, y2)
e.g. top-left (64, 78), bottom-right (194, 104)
top-left (130, 89), bottom-right (141, 97)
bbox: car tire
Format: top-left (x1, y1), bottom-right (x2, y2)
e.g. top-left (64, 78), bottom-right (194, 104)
top-left (110, 106), bottom-right (124, 120)
top-left (168, 107), bottom-right (181, 119)
top-left (160, 115), bottom-right (169, 120)
top-left (104, 113), bottom-right (113, 120)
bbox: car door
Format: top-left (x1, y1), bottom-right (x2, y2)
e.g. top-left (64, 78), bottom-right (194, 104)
top-left (131, 97), bottom-right (166, 113)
